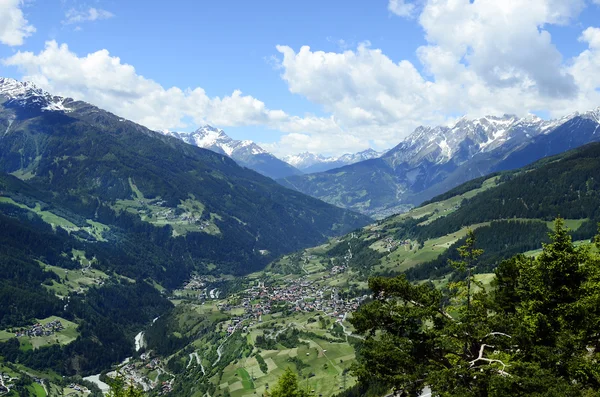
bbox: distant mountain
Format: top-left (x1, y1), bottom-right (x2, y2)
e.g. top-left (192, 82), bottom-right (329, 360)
top-left (278, 110), bottom-right (600, 218)
top-left (283, 148), bottom-right (386, 173)
top-left (165, 126), bottom-right (302, 179)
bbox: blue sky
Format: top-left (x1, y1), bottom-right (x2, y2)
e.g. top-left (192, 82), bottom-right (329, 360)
top-left (1, 0), bottom-right (600, 156)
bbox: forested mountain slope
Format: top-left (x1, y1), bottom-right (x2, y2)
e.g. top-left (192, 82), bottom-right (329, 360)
top-left (0, 78), bottom-right (369, 379)
top-left (279, 110), bottom-right (600, 218)
top-left (274, 142), bottom-right (600, 289)
top-left (0, 78), bottom-right (370, 276)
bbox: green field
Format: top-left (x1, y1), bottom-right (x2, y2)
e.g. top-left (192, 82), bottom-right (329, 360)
top-left (0, 316), bottom-right (79, 350)
top-left (43, 263), bottom-right (109, 297)
top-left (0, 197), bottom-right (109, 240)
top-left (112, 179), bottom-right (220, 236)
top-left (214, 307), bottom-right (357, 397)
top-left (27, 382), bottom-right (46, 397)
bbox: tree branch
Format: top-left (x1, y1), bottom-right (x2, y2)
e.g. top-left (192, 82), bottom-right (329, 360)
top-left (482, 332), bottom-right (512, 340)
top-left (469, 344), bottom-right (511, 377)
top-left (409, 299), bottom-right (454, 320)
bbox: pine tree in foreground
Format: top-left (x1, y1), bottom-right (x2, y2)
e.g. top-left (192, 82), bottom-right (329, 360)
top-left (350, 219), bottom-right (600, 396)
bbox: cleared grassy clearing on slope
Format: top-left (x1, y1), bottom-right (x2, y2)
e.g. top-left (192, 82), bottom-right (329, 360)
top-left (112, 178), bottom-right (220, 236)
top-left (0, 197), bottom-right (109, 240)
top-left (0, 316), bottom-right (79, 350)
top-left (42, 263), bottom-right (108, 297)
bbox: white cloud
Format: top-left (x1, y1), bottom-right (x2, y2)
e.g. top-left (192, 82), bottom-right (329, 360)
top-left (388, 0), bottom-right (416, 17)
top-left (63, 7), bottom-right (114, 24)
top-left (2, 41), bottom-right (339, 152)
top-left (0, 0), bottom-right (35, 46)
top-left (3, 1), bottom-right (600, 157)
top-left (270, 0), bottom-right (600, 155)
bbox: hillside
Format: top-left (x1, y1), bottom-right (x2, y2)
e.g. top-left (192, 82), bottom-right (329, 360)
top-left (276, 142), bottom-right (600, 287)
top-left (0, 78), bottom-right (370, 381)
top-left (0, 78), bottom-right (370, 275)
top-left (69, 143), bottom-right (600, 397)
top-left (278, 110), bottom-right (600, 218)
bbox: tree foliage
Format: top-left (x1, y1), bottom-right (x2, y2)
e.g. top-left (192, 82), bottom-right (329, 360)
top-left (268, 367), bottom-right (307, 397)
top-left (107, 376), bottom-right (145, 397)
top-left (351, 219), bottom-right (600, 396)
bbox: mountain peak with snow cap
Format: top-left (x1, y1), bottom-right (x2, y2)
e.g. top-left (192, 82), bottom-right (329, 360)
top-left (0, 77), bottom-right (72, 112)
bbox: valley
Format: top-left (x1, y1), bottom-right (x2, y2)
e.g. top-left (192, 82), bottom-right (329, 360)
top-left (1, 77), bottom-right (600, 396)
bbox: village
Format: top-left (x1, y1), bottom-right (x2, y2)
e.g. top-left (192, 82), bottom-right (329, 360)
top-left (213, 265), bottom-right (367, 335)
top-left (12, 319), bottom-right (64, 338)
top-left (104, 352), bottom-right (173, 395)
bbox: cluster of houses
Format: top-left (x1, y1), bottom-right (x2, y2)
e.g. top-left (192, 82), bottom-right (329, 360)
top-left (67, 383), bottom-right (89, 393)
top-left (159, 379), bottom-right (173, 394)
top-left (330, 265), bottom-right (346, 275)
top-left (149, 205), bottom-right (210, 228)
top-left (145, 357), bottom-right (161, 370)
top-left (13, 319), bottom-right (64, 338)
top-left (218, 273), bottom-right (366, 335)
top-left (106, 351), bottom-right (168, 393)
top-left (183, 275), bottom-right (207, 290)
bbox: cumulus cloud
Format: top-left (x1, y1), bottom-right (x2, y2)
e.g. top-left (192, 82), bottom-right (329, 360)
top-left (0, 0), bottom-right (35, 46)
top-left (267, 0), bottom-right (600, 155)
top-left (2, 41), bottom-right (339, 148)
top-left (63, 7), bottom-right (114, 24)
top-left (4, 1), bottom-right (600, 157)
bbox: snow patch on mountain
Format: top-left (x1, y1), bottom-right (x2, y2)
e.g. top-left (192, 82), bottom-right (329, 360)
top-left (163, 125), bottom-right (299, 179)
top-left (0, 77), bottom-right (72, 113)
top-left (283, 148), bottom-right (386, 171)
top-left (165, 125), bottom-right (269, 158)
top-left (385, 112), bottom-right (577, 168)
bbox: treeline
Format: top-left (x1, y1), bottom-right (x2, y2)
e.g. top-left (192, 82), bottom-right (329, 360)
top-left (420, 143), bottom-right (600, 237)
top-left (0, 279), bottom-right (171, 375)
top-left (404, 220), bottom-right (551, 281)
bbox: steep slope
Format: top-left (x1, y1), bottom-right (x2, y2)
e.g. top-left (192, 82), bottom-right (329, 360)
top-left (0, 77), bottom-right (371, 275)
top-left (278, 112), bottom-right (600, 218)
top-left (283, 148), bottom-right (386, 173)
top-left (0, 77), bottom-right (371, 376)
top-left (165, 126), bottom-right (303, 179)
top-left (274, 141), bottom-right (600, 286)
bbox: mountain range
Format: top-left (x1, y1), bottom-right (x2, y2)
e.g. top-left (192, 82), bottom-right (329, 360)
top-left (2, 76), bottom-right (600, 396)
top-left (283, 148), bottom-right (386, 173)
top-left (0, 76), bottom-right (372, 373)
top-left (278, 110), bottom-right (600, 218)
top-left (0, 76), bottom-right (369, 272)
top-left (164, 126), bottom-right (303, 179)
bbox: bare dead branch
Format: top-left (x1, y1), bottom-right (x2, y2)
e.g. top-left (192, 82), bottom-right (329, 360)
top-left (469, 344), bottom-right (511, 377)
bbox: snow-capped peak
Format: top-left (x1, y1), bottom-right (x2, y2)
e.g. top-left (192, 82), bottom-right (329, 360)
top-left (164, 125), bottom-right (269, 158)
top-left (0, 77), bottom-right (72, 112)
top-left (283, 149), bottom-right (386, 171)
top-left (386, 109), bottom-right (600, 168)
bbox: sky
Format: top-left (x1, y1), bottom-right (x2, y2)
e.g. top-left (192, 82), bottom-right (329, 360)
top-left (1, 0), bottom-right (600, 157)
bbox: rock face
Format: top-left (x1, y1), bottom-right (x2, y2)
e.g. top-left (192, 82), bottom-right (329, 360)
top-left (278, 110), bottom-right (600, 218)
top-left (165, 126), bottom-right (302, 179)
